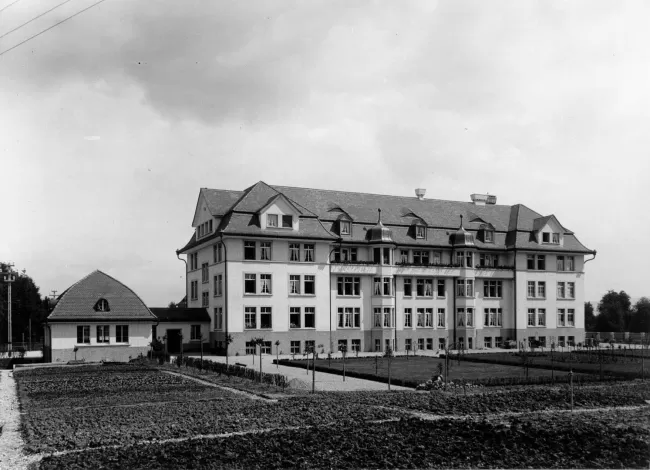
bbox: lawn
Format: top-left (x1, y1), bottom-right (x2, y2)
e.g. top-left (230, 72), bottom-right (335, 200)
top-left (288, 355), bottom-right (580, 386)
top-left (14, 361), bottom-right (650, 469)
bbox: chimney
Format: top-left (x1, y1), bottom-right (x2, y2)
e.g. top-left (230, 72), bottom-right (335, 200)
top-left (415, 188), bottom-right (426, 200)
top-left (471, 193), bottom-right (497, 205)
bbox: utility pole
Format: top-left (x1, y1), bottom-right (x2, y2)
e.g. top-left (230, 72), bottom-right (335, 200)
top-left (3, 263), bottom-right (16, 352)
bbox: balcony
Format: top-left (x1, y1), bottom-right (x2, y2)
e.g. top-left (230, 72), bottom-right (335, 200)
top-left (474, 265), bottom-right (515, 279)
top-left (394, 262), bottom-right (463, 277)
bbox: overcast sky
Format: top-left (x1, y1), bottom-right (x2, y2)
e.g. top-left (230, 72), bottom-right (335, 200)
top-left (1, 0), bottom-right (648, 307)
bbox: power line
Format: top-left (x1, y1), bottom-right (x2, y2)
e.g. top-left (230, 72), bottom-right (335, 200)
top-left (1, 0), bottom-right (77, 40)
top-left (0, 0), bottom-right (107, 57)
top-left (0, 0), bottom-right (23, 14)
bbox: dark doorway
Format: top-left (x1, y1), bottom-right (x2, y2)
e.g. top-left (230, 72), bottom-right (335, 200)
top-left (167, 329), bottom-right (182, 354)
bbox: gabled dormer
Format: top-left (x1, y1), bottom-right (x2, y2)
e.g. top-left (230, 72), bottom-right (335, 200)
top-left (259, 193), bottom-right (301, 231)
top-left (410, 218), bottom-right (427, 240)
top-left (327, 205), bottom-right (353, 237)
top-left (532, 215), bottom-right (568, 246)
top-left (478, 223), bottom-right (496, 243)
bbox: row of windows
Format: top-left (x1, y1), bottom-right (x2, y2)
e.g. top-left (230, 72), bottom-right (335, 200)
top-left (527, 281), bottom-right (576, 299)
top-left (244, 241), bottom-right (315, 262)
top-left (76, 325), bottom-right (129, 344)
top-left (267, 214), bottom-right (294, 228)
top-left (527, 255), bottom-right (576, 271)
top-left (527, 308), bottom-right (575, 327)
top-left (196, 220), bottom-right (213, 239)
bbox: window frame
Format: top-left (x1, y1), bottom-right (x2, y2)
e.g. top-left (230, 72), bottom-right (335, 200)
top-left (190, 324), bottom-right (202, 341)
top-left (281, 215), bottom-right (293, 228)
top-left (337, 307), bottom-right (361, 329)
top-left (96, 325), bottom-right (109, 344)
top-left (336, 276), bottom-right (361, 297)
top-left (115, 325), bottom-right (129, 343)
top-left (267, 214), bottom-right (278, 227)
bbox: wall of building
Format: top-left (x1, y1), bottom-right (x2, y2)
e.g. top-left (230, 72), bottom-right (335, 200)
top-left (156, 321), bottom-right (210, 352)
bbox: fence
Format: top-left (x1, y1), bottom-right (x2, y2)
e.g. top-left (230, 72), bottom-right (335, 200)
top-left (173, 356), bottom-right (290, 389)
top-left (0, 342), bottom-right (43, 353)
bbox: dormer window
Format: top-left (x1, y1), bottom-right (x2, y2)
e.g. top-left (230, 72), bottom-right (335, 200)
top-left (282, 215), bottom-right (293, 228)
top-left (542, 232), bottom-right (560, 244)
top-left (484, 230), bottom-right (494, 243)
top-left (267, 214), bottom-right (278, 227)
top-left (552, 233), bottom-right (560, 244)
top-left (196, 220), bottom-right (213, 239)
top-left (542, 232), bottom-right (550, 243)
top-left (94, 298), bottom-right (110, 312)
top-left (415, 225), bottom-right (426, 239)
top-left (340, 220), bottom-right (351, 235)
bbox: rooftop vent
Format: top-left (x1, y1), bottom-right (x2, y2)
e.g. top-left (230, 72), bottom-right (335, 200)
top-left (470, 193), bottom-right (497, 205)
top-left (415, 188), bottom-right (426, 200)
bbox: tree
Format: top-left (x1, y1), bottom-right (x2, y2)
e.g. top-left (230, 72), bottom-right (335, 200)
top-left (584, 302), bottom-right (597, 331)
top-left (0, 263), bottom-right (48, 347)
top-left (596, 290), bottom-right (632, 332)
top-left (630, 297), bottom-right (650, 333)
top-left (168, 301), bottom-right (179, 309)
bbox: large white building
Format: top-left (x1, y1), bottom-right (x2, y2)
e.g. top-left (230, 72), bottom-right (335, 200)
top-left (177, 182), bottom-right (596, 356)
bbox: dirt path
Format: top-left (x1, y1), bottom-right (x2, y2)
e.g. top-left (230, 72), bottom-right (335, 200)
top-left (0, 370), bottom-right (39, 470)
top-left (161, 370), bottom-right (276, 402)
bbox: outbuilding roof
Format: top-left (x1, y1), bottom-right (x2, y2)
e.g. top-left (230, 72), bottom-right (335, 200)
top-left (47, 270), bottom-right (157, 322)
top-left (150, 308), bottom-right (211, 323)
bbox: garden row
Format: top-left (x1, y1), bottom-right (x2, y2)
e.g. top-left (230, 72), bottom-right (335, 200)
top-left (37, 408), bottom-right (650, 469)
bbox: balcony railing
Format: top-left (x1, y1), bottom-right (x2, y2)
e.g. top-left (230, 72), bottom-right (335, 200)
top-left (475, 264), bottom-right (514, 270)
top-left (395, 261), bottom-right (464, 268)
top-left (330, 260), bottom-right (379, 265)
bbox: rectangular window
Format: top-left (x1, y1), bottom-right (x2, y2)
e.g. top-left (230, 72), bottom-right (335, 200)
top-left (557, 281), bottom-right (566, 299)
top-left (375, 339), bottom-right (381, 352)
top-left (246, 341), bottom-right (256, 355)
top-left (400, 250), bottom-right (409, 263)
top-left (214, 274), bottom-right (223, 297)
top-left (568, 336), bottom-right (575, 346)
top-left (418, 338), bottom-right (424, 350)
top-left (542, 232), bottom-right (550, 243)
top-left (438, 337), bottom-right (446, 350)
top-left (456, 279), bottom-right (473, 297)
top-left (289, 243), bottom-right (300, 262)
top-left (337, 307), bottom-right (360, 328)
top-left (425, 308), bottom-right (434, 327)
top-left (338, 339), bottom-right (348, 352)
top-left (267, 214), bottom-right (278, 227)
top-left (289, 275), bottom-right (300, 294)
top-left (96, 325), bottom-right (109, 343)
top-left (567, 256), bottom-right (575, 271)
top-left (484, 230), bottom-right (494, 243)
top-left (465, 252), bottom-right (473, 268)
top-left (244, 241), bottom-right (256, 260)
top-left (466, 308), bottom-right (473, 327)
top-left (340, 221), bottom-right (351, 235)
top-left (413, 250), bottom-right (429, 265)
top-left (417, 308), bottom-right (425, 327)
top-left (404, 308), bottom-right (412, 328)
top-left (201, 263), bottom-right (209, 283)
top-left (416, 278), bottom-right (433, 297)
top-left (304, 275), bottom-right (315, 295)
top-left (334, 247), bottom-right (357, 262)
top-left (383, 247), bottom-right (391, 265)
top-left (437, 308), bottom-right (445, 327)
top-left (537, 281), bottom-right (546, 298)
top-left (244, 274), bottom-right (257, 294)
top-left (282, 215), bottom-right (293, 228)
top-left (304, 307), bottom-right (315, 328)
top-left (457, 308), bottom-right (465, 327)
top-left (557, 256), bottom-right (565, 271)
top-left (528, 309), bottom-right (536, 326)
top-left (527, 281), bottom-right (535, 298)
top-left (351, 339), bottom-right (361, 352)
top-left (495, 337), bottom-right (503, 348)
top-left (214, 307), bottom-right (223, 330)
top-left (374, 308), bottom-right (382, 327)
top-left (405, 338), bottom-right (412, 351)
top-left (202, 291), bottom-right (209, 307)
top-left (383, 277), bottom-right (392, 296)
top-left (479, 253), bottom-right (497, 267)
top-left (260, 307), bottom-right (272, 329)
top-left (437, 279), bottom-right (445, 297)
top-left (416, 225), bottom-right (426, 239)
top-left (537, 255), bottom-right (546, 270)
top-left (558, 336), bottom-right (565, 347)
top-left (568, 282), bottom-right (575, 299)
top-left (483, 280), bottom-right (502, 298)
top-left (426, 338), bottom-right (433, 350)
top-left (260, 242), bottom-right (272, 261)
top-left (116, 325), bottom-right (128, 343)
top-left (191, 325), bottom-right (201, 341)
top-left (484, 337), bottom-right (492, 348)
top-left (383, 307), bottom-right (392, 327)
top-left (260, 274), bottom-right (272, 294)
top-left (304, 244), bottom-right (314, 262)
top-left (374, 277), bottom-right (382, 296)
top-left (567, 309), bottom-right (575, 326)
top-left (337, 277), bottom-right (360, 296)
top-left (404, 278), bottom-right (412, 296)
top-left (261, 340), bottom-right (271, 354)
top-left (432, 251), bottom-right (441, 265)
top-left (527, 255), bottom-right (535, 270)
top-left (245, 307), bottom-right (257, 329)
top-left (537, 308), bottom-right (546, 326)
top-left (213, 243), bottom-right (223, 263)
top-left (290, 341), bottom-right (300, 354)
top-left (290, 307), bottom-right (301, 328)
top-left (552, 233), bottom-right (560, 244)
top-left (189, 253), bottom-right (198, 271)
top-left (557, 308), bottom-right (566, 326)
top-left (191, 280), bottom-right (198, 300)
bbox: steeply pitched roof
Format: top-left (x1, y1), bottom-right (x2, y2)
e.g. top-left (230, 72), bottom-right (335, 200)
top-left (180, 182), bottom-right (594, 254)
top-left (201, 188), bottom-right (244, 216)
top-left (150, 308), bottom-right (211, 323)
top-left (48, 270), bottom-right (156, 322)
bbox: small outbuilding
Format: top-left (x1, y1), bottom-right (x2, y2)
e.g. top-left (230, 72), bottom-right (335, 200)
top-left (44, 270), bottom-right (157, 363)
top-left (149, 307), bottom-right (210, 355)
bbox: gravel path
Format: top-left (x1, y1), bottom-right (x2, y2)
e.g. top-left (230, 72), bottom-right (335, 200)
top-left (0, 370), bottom-right (39, 470)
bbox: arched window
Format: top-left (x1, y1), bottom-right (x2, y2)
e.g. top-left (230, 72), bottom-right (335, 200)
top-left (94, 298), bottom-right (110, 312)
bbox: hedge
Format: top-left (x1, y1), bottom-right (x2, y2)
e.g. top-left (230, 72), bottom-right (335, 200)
top-left (173, 356), bottom-right (289, 389)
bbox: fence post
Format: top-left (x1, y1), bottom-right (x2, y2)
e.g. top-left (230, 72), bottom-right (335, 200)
top-left (569, 370), bottom-right (574, 412)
